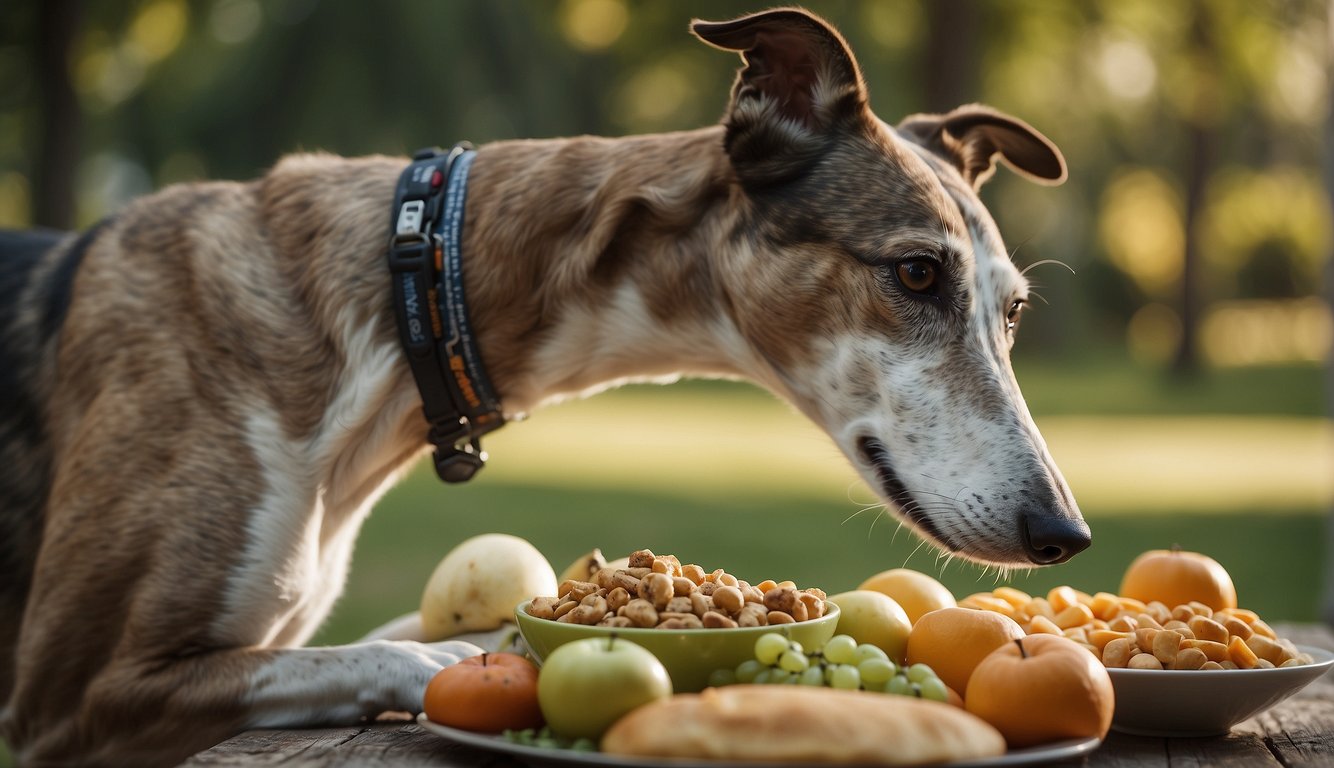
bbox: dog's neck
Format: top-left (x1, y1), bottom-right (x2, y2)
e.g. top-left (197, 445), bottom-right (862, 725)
top-left (462, 126), bottom-right (763, 415)
top-left (263, 127), bottom-right (766, 508)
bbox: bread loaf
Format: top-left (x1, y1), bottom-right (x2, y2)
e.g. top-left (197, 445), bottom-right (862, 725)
top-left (601, 685), bottom-right (1006, 764)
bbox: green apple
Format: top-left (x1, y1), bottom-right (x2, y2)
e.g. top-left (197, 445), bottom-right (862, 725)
top-left (537, 636), bottom-right (672, 740)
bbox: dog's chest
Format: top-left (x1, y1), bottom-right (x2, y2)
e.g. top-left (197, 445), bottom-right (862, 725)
top-left (209, 409), bottom-right (379, 647)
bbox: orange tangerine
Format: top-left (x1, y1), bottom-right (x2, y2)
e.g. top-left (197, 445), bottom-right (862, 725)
top-left (1120, 548), bottom-right (1236, 611)
top-left (906, 607), bottom-right (1024, 696)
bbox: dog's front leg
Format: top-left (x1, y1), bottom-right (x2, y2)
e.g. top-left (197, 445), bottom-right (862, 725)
top-left (241, 639), bottom-right (483, 728)
top-left (9, 639), bottom-right (480, 767)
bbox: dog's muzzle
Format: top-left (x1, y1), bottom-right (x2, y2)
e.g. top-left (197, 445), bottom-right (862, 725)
top-left (857, 435), bottom-right (1090, 566)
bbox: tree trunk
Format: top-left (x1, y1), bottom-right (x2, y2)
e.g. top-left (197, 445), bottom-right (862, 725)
top-left (32, 0), bottom-right (81, 230)
top-left (922, 0), bottom-right (976, 113)
top-left (1175, 120), bottom-right (1209, 374)
top-left (1173, 2), bottom-right (1213, 375)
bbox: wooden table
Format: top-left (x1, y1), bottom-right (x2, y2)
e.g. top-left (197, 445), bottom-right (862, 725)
top-left (183, 624), bottom-right (1334, 767)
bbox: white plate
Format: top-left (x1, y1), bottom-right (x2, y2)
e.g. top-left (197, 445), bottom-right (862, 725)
top-left (1107, 643), bottom-right (1334, 737)
top-left (416, 714), bottom-right (1101, 767)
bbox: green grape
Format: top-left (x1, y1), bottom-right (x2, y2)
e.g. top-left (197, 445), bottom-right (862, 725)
top-left (856, 643), bottom-right (889, 662)
top-left (824, 664), bottom-right (837, 684)
top-left (906, 663), bottom-right (935, 684)
top-left (752, 668), bottom-right (774, 685)
top-left (572, 738), bottom-right (597, 752)
top-left (830, 664), bottom-right (861, 690)
top-left (708, 668), bottom-right (737, 687)
top-left (857, 657), bottom-right (896, 684)
top-left (861, 678), bottom-right (890, 693)
top-left (918, 676), bottom-right (949, 702)
top-left (798, 666), bottom-right (825, 686)
top-left (768, 670), bottom-right (795, 685)
top-left (755, 633), bottom-right (788, 665)
top-left (787, 640), bottom-right (804, 656)
top-left (822, 634), bottom-right (858, 665)
top-left (735, 659), bottom-right (765, 683)
top-left (888, 675), bottom-right (913, 696)
top-left (910, 682), bottom-right (922, 697)
top-left (778, 650), bottom-right (810, 673)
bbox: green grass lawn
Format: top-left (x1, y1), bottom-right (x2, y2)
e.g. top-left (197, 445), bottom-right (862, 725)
top-left (315, 473), bottom-right (1325, 647)
top-left (314, 358), bottom-right (1332, 645)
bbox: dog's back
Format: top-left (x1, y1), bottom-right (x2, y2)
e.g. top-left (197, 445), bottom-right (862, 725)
top-left (0, 225), bottom-right (94, 702)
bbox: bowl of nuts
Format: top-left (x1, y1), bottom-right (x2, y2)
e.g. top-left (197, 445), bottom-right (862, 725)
top-left (957, 582), bottom-right (1334, 737)
top-left (514, 549), bottom-right (840, 692)
top-left (1106, 644), bottom-right (1334, 737)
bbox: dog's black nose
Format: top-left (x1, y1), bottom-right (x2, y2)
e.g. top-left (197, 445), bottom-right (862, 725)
top-left (1021, 514), bottom-right (1091, 565)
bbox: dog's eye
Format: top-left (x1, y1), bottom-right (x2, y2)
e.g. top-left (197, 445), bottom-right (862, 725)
top-left (895, 259), bottom-right (938, 295)
top-left (1007, 299), bottom-right (1025, 331)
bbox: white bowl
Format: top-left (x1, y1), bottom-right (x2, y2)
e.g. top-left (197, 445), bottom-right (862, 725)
top-left (1107, 644), bottom-right (1334, 737)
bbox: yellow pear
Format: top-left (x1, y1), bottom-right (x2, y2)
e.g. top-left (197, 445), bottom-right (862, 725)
top-left (421, 533), bottom-right (557, 640)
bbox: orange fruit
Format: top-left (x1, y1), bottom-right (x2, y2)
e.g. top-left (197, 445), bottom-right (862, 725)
top-left (857, 568), bottom-right (956, 625)
top-left (1119, 547), bottom-right (1237, 611)
top-left (965, 634), bottom-right (1114, 748)
top-left (422, 653), bottom-right (543, 733)
top-left (906, 607), bottom-right (1024, 696)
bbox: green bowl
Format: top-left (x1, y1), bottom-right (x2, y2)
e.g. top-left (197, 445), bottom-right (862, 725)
top-left (514, 600), bottom-right (840, 692)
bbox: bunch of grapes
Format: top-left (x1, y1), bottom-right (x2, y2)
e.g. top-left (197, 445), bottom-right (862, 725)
top-left (707, 633), bottom-right (949, 702)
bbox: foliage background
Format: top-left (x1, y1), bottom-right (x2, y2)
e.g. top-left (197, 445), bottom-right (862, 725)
top-left (6, 0), bottom-right (1332, 374)
top-left (0, 3), bottom-right (1331, 743)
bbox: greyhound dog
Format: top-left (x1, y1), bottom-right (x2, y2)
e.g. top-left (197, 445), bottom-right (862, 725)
top-left (0, 7), bottom-right (1088, 766)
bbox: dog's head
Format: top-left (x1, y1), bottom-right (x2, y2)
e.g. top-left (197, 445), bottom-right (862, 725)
top-left (694, 8), bottom-right (1088, 567)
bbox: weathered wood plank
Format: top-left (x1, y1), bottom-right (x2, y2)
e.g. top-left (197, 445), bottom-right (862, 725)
top-left (1167, 734), bottom-right (1283, 767)
top-left (180, 727), bottom-right (366, 766)
top-left (1238, 699), bottom-right (1334, 767)
top-left (1051, 732), bottom-right (1167, 767)
top-left (324, 723), bottom-right (515, 768)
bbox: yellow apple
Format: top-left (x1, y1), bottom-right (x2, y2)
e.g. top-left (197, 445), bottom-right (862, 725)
top-left (858, 568), bottom-right (956, 626)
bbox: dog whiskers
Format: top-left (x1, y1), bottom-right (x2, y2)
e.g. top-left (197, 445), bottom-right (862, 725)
top-left (1019, 258), bottom-right (1076, 277)
top-left (841, 502), bottom-right (885, 526)
top-left (867, 507), bottom-right (887, 539)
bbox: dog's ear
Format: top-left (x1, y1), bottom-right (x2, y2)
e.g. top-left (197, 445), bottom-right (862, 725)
top-left (897, 105), bottom-right (1067, 190)
top-left (692, 8), bottom-right (868, 187)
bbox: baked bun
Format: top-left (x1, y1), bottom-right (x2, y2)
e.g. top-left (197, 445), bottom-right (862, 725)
top-left (602, 685), bottom-right (1006, 764)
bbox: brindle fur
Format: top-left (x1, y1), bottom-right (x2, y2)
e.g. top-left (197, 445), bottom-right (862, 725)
top-left (1, 8), bottom-right (1085, 766)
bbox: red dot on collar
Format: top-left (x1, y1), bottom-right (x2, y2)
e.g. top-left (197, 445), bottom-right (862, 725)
top-left (431, 169), bottom-right (443, 188)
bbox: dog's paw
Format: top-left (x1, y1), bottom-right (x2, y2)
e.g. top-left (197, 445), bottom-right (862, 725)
top-left (415, 639), bottom-right (486, 667)
top-left (356, 639), bottom-right (486, 715)
top-left (443, 623), bottom-right (525, 655)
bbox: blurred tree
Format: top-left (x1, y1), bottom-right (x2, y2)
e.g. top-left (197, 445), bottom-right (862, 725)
top-left (32, 0), bottom-right (80, 229)
top-left (923, 0), bottom-right (977, 113)
top-left (1175, 0), bottom-right (1216, 375)
top-left (0, 0), bottom-right (1326, 370)
top-left (1323, 0), bottom-right (1334, 626)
